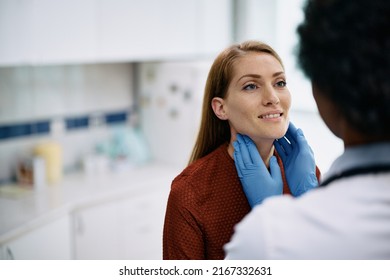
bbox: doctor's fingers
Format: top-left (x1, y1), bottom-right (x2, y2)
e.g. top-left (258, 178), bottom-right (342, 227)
top-left (234, 134), bottom-right (253, 167)
top-left (294, 129), bottom-right (315, 155)
top-left (241, 135), bottom-right (264, 166)
top-left (274, 137), bottom-right (293, 162)
top-left (284, 122), bottom-right (299, 146)
top-left (278, 136), bottom-right (294, 154)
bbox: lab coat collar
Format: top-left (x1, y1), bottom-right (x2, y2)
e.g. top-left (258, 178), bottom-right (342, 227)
top-left (321, 142), bottom-right (390, 184)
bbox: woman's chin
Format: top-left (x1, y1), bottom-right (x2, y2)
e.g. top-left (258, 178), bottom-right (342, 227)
top-left (236, 126), bottom-right (288, 142)
top-left (267, 127), bottom-right (288, 140)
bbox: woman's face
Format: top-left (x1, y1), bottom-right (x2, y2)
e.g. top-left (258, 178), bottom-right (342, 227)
top-left (215, 52), bottom-right (291, 143)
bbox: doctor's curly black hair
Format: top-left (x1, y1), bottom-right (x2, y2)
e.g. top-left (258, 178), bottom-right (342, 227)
top-left (297, 0), bottom-right (390, 137)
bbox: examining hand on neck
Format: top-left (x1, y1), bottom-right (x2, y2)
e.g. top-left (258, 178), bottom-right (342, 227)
top-left (228, 131), bottom-right (275, 169)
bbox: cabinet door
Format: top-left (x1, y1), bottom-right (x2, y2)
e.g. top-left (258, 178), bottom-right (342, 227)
top-left (2, 215), bottom-right (72, 260)
top-left (0, 0), bottom-right (33, 65)
top-left (30, 0), bottom-right (97, 64)
top-left (0, 0), bottom-right (97, 66)
top-left (121, 188), bottom-right (170, 259)
top-left (96, 0), bottom-right (232, 61)
top-left (0, 0), bottom-right (231, 66)
top-left (72, 200), bottom-right (123, 260)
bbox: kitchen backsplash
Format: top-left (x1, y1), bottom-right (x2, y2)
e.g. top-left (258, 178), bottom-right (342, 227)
top-left (0, 110), bottom-right (130, 141)
top-left (0, 63), bottom-right (135, 182)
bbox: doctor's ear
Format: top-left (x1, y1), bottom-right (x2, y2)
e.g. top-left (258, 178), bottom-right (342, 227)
top-left (211, 97), bottom-right (228, 120)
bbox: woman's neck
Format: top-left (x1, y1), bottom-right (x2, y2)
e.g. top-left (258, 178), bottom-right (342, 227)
top-left (228, 138), bottom-right (275, 168)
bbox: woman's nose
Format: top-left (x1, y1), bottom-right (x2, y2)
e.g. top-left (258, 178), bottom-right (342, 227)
top-left (262, 87), bottom-right (280, 105)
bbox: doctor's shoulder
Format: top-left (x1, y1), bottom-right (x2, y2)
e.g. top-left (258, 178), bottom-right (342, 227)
top-left (224, 186), bottom-right (343, 259)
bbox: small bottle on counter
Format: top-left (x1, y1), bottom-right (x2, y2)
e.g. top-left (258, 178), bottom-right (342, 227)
top-left (33, 141), bottom-right (63, 186)
top-left (33, 156), bottom-right (46, 191)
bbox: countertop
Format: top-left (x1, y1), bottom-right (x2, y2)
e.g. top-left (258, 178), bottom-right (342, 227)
top-left (0, 162), bottom-right (181, 244)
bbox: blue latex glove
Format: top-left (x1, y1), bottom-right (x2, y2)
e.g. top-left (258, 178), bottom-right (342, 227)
top-left (274, 122), bottom-right (318, 197)
top-left (233, 134), bottom-right (283, 208)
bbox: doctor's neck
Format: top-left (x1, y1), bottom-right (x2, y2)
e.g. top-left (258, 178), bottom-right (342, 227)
top-left (339, 120), bottom-right (390, 148)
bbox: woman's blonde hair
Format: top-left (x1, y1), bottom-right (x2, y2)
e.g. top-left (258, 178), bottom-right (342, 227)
top-left (188, 40), bottom-right (284, 164)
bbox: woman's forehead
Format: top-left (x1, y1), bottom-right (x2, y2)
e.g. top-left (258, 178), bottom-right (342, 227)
top-left (231, 52), bottom-right (284, 78)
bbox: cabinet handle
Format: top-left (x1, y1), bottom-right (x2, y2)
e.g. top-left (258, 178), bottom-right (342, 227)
top-left (75, 214), bottom-right (84, 235)
top-left (6, 246), bottom-right (14, 260)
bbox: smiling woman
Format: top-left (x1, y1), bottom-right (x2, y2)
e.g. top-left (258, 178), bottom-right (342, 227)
top-left (212, 51), bottom-right (291, 162)
top-left (162, 40), bottom-right (320, 260)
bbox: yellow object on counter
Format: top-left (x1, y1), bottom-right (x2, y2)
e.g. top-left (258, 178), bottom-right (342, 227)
top-left (33, 141), bottom-right (63, 185)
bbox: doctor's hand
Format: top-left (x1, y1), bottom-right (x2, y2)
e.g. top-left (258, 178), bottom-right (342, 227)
top-left (233, 134), bottom-right (283, 208)
top-left (274, 122), bottom-right (318, 197)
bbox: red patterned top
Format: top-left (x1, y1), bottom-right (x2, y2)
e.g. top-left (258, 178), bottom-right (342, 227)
top-left (163, 144), bottom-right (299, 260)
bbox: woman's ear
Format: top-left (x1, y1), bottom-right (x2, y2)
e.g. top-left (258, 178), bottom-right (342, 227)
top-left (211, 97), bottom-right (228, 120)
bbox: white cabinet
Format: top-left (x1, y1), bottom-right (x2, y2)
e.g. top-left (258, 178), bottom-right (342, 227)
top-left (30, 0), bottom-right (97, 64)
top-left (95, 0), bottom-right (232, 61)
top-left (0, 0), bottom-right (96, 65)
top-left (121, 188), bottom-right (169, 259)
top-left (0, 0), bottom-right (232, 66)
top-left (72, 199), bottom-right (123, 259)
top-left (1, 215), bottom-right (72, 260)
top-left (0, 0), bottom-right (33, 65)
top-left (72, 186), bottom-right (170, 260)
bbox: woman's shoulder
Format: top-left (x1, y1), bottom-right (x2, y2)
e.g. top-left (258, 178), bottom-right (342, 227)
top-left (178, 144), bottom-right (231, 177)
top-left (171, 144), bottom-right (233, 193)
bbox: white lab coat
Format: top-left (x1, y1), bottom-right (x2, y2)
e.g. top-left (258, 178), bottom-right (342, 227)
top-left (224, 143), bottom-right (390, 259)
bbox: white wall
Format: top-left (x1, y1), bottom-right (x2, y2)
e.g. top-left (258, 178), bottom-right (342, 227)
top-left (138, 61), bottom-right (211, 169)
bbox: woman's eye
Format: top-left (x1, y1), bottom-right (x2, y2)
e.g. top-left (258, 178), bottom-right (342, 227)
top-left (243, 83), bottom-right (258, 90)
top-left (275, 81), bottom-right (287, 87)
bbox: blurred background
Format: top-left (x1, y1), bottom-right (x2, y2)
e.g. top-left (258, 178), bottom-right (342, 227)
top-left (0, 0), bottom-right (343, 259)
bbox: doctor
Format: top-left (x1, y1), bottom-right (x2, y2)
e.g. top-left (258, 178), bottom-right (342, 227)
top-left (225, 0), bottom-right (390, 259)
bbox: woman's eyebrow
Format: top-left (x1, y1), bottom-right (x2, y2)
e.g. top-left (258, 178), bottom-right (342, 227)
top-left (237, 71), bottom-right (285, 82)
top-left (237, 74), bottom-right (261, 82)
top-left (273, 71), bottom-right (285, 77)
